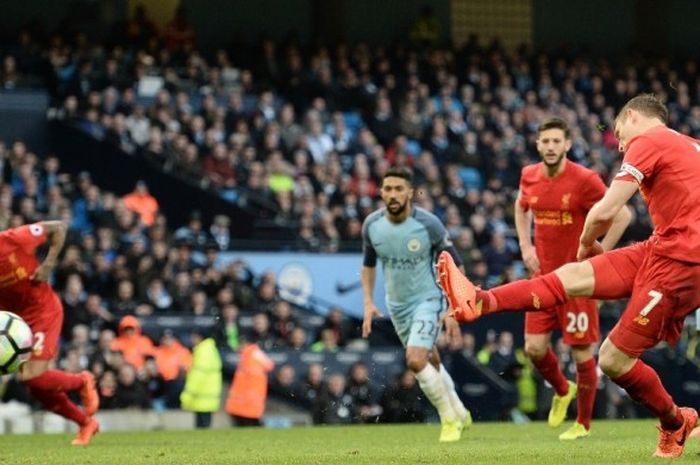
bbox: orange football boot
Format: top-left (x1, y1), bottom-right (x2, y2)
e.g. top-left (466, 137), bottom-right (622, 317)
top-left (71, 417), bottom-right (100, 446)
top-left (653, 407), bottom-right (698, 458)
top-left (79, 371), bottom-right (99, 416)
top-left (437, 251), bottom-right (479, 322)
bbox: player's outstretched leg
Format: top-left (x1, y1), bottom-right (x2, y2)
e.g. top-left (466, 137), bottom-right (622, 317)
top-left (437, 251), bottom-right (570, 322)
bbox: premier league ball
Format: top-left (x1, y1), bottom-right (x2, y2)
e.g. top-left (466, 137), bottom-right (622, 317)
top-left (0, 311), bottom-right (34, 375)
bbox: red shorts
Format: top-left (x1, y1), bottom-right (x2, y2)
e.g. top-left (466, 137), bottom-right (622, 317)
top-left (18, 292), bottom-right (63, 361)
top-left (590, 240), bottom-right (700, 357)
top-left (525, 298), bottom-right (600, 345)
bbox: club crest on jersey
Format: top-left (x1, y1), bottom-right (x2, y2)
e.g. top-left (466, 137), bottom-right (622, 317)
top-left (407, 239), bottom-right (421, 252)
top-left (561, 193), bottom-right (571, 209)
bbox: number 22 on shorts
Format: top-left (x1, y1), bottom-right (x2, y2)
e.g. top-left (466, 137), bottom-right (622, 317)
top-left (633, 290), bottom-right (662, 326)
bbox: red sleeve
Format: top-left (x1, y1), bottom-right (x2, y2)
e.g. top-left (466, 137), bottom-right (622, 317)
top-left (3, 223), bottom-right (48, 254)
top-left (579, 173), bottom-right (607, 210)
top-left (615, 135), bottom-right (659, 184)
top-left (518, 168), bottom-right (531, 211)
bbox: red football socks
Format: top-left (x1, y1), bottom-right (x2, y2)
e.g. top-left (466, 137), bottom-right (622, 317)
top-left (24, 370), bottom-right (88, 426)
top-left (478, 273), bottom-right (568, 314)
top-left (575, 358), bottom-right (598, 430)
top-left (532, 348), bottom-right (570, 396)
top-left (27, 387), bottom-right (88, 426)
top-left (24, 369), bottom-right (84, 392)
top-left (613, 361), bottom-right (682, 430)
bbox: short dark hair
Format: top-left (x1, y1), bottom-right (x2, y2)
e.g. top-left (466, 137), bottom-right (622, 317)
top-left (383, 166), bottom-right (413, 184)
top-left (616, 93), bottom-right (668, 124)
top-left (537, 117), bottom-right (570, 139)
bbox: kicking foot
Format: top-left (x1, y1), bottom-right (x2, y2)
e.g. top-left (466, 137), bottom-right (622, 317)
top-left (437, 251), bottom-right (479, 322)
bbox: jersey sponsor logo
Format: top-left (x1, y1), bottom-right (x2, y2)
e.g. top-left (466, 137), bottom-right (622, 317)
top-left (29, 224), bottom-right (43, 237)
top-left (381, 256), bottom-right (425, 270)
top-left (618, 163), bottom-right (644, 183)
top-left (533, 209), bottom-right (573, 226)
top-left (407, 239), bottom-right (421, 252)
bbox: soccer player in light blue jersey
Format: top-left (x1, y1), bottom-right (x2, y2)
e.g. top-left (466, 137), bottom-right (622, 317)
top-left (361, 166), bottom-right (471, 442)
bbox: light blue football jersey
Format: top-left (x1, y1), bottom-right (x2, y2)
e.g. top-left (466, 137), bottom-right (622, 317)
top-left (362, 206), bottom-right (460, 311)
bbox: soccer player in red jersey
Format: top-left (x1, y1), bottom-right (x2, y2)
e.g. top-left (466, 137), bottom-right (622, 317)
top-left (0, 221), bottom-right (100, 445)
top-left (516, 118), bottom-right (631, 440)
top-left (438, 94), bottom-right (700, 457)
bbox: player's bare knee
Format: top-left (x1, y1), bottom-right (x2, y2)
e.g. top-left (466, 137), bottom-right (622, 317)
top-left (555, 262), bottom-right (594, 297)
top-left (524, 341), bottom-right (546, 362)
top-left (598, 340), bottom-right (634, 378)
top-left (405, 352), bottom-right (429, 373)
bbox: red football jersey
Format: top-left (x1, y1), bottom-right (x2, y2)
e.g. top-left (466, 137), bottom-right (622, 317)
top-left (0, 223), bottom-right (55, 312)
top-left (519, 160), bottom-right (607, 273)
top-left (616, 126), bottom-right (700, 263)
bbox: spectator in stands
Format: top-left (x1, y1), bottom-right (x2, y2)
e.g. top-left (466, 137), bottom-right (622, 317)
top-left (111, 279), bottom-right (140, 317)
top-left (346, 362), bottom-right (382, 423)
top-left (180, 327), bottom-right (222, 428)
top-left (142, 356), bottom-right (166, 411)
top-left (269, 364), bottom-right (298, 405)
top-left (311, 328), bottom-right (340, 353)
top-left (215, 303), bottom-right (240, 350)
top-left (319, 307), bottom-right (355, 347)
top-left (225, 335), bottom-right (275, 427)
top-left (155, 329), bottom-right (192, 408)
top-left (164, 6), bottom-right (196, 52)
top-left (110, 315), bottom-right (155, 372)
top-left (97, 370), bottom-right (118, 410)
top-left (61, 273), bottom-right (89, 339)
top-left (381, 369), bottom-right (427, 423)
top-left (288, 327), bottom-right (308, 351)
top-left (250, 312), bottom-right (276, 351)
top-left (299, 363), bottom-right (324, 409)
top-left (312, 373), bottom-right (355, 425)
top-left (122, 180), bottom-right (159, 226)
top-left (113, 364), bottom-right (150, 409)
top-left (209, 214), bottom-right (231, 250)
top-left (270, 300), bottom-right (298, 347)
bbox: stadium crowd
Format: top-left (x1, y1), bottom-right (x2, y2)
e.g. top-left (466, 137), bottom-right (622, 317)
top-left (2, 6), bottom-right (700, 423)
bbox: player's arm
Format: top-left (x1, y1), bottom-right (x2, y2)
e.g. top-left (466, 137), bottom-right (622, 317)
top-left (578, 180), bottom-right (637, 260)
top-left (514, 195), bottom-right (539, 274)
top-left (598, 203), bottom-right (632, 252)
top-left (361, 222), bottom-right (382, 339)
top-left (31, 220), bottom-right (67, 282)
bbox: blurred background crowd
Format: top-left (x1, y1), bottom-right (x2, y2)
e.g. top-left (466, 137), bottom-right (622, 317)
top-left (1, 1), bottom-right (700, 425)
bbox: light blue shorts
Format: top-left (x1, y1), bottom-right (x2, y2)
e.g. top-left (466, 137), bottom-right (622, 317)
top-left (389, 297), bottom-right (445, 349)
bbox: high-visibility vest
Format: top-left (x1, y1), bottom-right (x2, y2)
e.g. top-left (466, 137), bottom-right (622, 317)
top-left (225, 343), bottom-right (274, 419)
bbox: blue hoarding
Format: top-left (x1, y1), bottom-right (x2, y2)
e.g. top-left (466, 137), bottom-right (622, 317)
top-left (217, 252), bottom-right (386, 318)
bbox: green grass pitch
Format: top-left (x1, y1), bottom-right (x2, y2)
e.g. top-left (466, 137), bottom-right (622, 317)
top-left (0, 420), bottom-right (697, 465)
